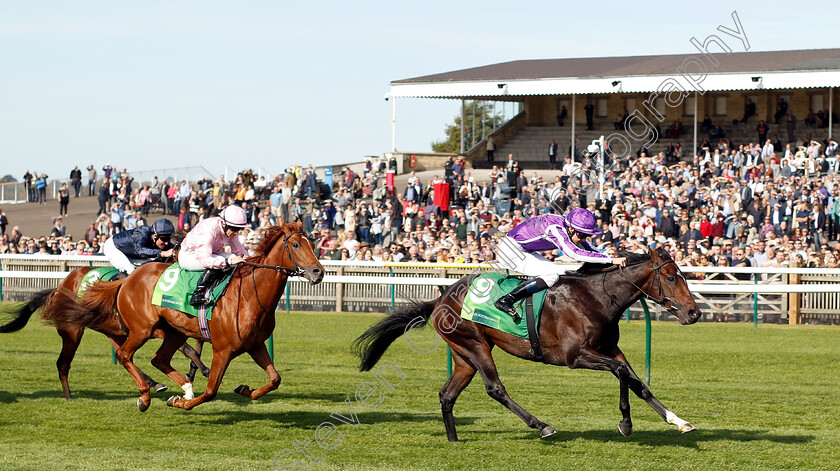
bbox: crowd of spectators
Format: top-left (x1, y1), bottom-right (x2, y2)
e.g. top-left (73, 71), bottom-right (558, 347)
top-left (3, 132), bottom-right (840, 276)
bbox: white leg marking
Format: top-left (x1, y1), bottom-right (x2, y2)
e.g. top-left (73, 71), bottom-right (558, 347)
top-left (666, 409), bottom-right (696, 433)
top-left (182, 383), bottom-right (194, 400)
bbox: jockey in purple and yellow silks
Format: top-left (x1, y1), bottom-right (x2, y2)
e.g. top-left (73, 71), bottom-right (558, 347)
top-left (494, 207), bottom-right (627, 316)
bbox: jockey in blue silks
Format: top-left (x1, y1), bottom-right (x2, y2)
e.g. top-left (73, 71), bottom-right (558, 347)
top-left (494, 206), bottom-right (627, 316)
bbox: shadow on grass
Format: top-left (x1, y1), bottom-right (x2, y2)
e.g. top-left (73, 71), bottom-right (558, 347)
top-left (531, 428), bottom-right (814, 449)
top-left (0, 387), bottom-right (180, 402)
top-left (192, 407), bottom-right (477, 429)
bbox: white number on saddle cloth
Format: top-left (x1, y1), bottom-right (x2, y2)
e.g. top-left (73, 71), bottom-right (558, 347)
top-left (469, 278), bottom-right (496, 304)
top-left (81, 272), bottom-right (101, 293)
top-left (157, 269), bottom-right (179, 292)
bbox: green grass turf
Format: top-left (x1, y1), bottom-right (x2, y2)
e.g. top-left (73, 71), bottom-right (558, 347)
top-left (0, 312), bottom-right (838, 471)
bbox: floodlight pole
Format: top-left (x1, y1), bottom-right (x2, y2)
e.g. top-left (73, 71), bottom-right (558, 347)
top-left (571, 95), bottom-right (577, 164)
top-left (598, 134), bottom-right (605, 200)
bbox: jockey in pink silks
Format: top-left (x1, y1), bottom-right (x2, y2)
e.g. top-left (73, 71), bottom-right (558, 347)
top-left (180, 205), bottom-right (250, 307)
top-left (494, 207), bottom-right (627, 316)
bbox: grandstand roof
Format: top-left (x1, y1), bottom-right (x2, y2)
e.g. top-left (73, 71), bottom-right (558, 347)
top-left (390, 48), bottom-right (840, 99)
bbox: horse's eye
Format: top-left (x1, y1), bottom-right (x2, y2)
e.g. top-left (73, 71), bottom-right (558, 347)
top-left (667, 276), bottom-right (676, 282)
top-left (293, 242), bottom-right (300, 248)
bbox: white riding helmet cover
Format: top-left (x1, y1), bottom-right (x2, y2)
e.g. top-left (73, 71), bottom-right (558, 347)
top-left (219, 205), bottom-right (248, 228)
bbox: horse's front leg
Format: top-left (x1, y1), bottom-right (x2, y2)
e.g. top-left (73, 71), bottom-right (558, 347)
top-left (612, 348), bottom-right (694, 433)
top-left (571, 347), bottom-right (694, 434)
top-left (184, 339), bottom-right (210, 383)
top-left (472, 348), bottom-right (555, 438)
top-left (233, 342), bottom-right (281, 400)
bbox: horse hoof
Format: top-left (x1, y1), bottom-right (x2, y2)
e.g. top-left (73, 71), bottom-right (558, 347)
top-left (540, 426), bottom-right (556, 438)
top-left (154, 384), bottom-right (169, 393)
top-left (234, 385), bottom-right (248, 396)
top-left (201, 368), bottom-right (211, 378)
top-left (137, 398), bottom-right (150, 412)
top-left (618, 422), bottom-right (632, 436)
top-left (166, 396), bottom-right (181, 407)
top-left (679, 423), bottom-right (696, 434)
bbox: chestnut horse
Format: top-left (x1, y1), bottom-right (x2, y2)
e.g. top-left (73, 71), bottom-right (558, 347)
top-left (354, 248), bottom-right (702, 441)
top-left (43, 222), bottom-right (323, 411)
top-left (0, 266), bottom-right (209, 399)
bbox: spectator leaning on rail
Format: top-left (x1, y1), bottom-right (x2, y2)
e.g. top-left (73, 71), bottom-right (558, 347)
top-left (179, 204), bottom-right (249, 307)
top-left (103, 218), bottom-right (175, 278)
top-left (494, 202), bottom-right (627, 317)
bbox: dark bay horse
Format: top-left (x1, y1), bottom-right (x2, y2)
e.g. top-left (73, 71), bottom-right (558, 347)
top-left (354, 248), bottom-right (702, 441)
top-left (0, 266), bottom-right (209, 399)
top-left (42, 222), bottom-right (323, 411)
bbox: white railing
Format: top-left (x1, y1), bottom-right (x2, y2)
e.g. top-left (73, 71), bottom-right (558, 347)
top-left (2, 255), bottom-right (840, 324)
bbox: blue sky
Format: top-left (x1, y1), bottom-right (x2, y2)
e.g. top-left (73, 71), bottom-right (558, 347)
top-left (1, 1), bottom-right (836, 180)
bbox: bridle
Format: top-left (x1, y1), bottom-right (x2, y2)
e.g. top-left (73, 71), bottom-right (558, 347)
top-left (238, 230), bottom-right (310, 315)
top-left (619, 257), bottom-right (687, 317)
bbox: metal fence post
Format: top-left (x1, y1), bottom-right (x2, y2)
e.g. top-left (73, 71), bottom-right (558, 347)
top-left (640, 298), bottom-right (651, 386)
top-left (437, 285), bottom-right (452, 377)
top-left (753, 277), bottom-right (759, 327)
top-left (389, 267), bottom-right (395, 312)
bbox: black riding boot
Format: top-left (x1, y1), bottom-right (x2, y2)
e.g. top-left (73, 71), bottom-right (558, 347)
top-left (494, 278), bottom-right (549, 317)
top-left (189, 269), bottom-right (222, 307)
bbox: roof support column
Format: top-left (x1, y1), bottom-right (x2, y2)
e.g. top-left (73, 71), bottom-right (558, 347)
top-left (571, 94), bottom-right (576, 164)
top-left (693, 91), bottom-right (698, 158)
top-left (830, 87), bottom-right (834, 140)
top-left (460, 99), bottom-right (466, 154)
top-left (390, 95), bottom-right (397, 152)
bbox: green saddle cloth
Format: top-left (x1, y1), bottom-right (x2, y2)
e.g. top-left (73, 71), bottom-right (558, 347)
top-left (151, 263), bottom-right (234, 319)
top-left (460, 272), bottom-right (548, 339)
top-left (77, 267), bottom-right (122, 298)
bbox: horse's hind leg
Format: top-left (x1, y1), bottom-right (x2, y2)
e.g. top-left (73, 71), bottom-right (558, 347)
top-left (439, 349), bottom-right (477, 442)
top-left (167, 348), bottom-right (233, 410)
top-left (471, 347), bottom-right (555, 438)
top-left (233, 342), bottom-right (281, 400)
top-left (150, 330), bottom-right (195, 400)
top-left (612, 348), bottom-right (694, 433)
top-left (113, 333), bottom-right (153, 411)
top-left (56, 327), bottom-right (84, 400)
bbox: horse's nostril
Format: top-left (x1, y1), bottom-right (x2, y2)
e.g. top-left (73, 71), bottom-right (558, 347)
top-left (313, 268), bottom-right (323, 276)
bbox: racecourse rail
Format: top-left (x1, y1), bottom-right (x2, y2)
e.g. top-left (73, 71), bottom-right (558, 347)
top-left (3, 254), bottom-right (840, 324)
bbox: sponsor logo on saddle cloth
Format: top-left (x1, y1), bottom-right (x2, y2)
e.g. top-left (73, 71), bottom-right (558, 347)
top-left (460, 272), bottom-right (548, 338)
top-left (151, 262), bottom-right (234, 319)
top-left (77, 267), bottom-right (121, 298)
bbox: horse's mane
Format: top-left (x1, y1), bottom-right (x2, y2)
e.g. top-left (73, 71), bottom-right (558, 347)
top-left (569, 248), bottom-right (672, 278)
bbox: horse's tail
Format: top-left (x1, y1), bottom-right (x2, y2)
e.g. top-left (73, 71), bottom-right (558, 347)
top-left (353, 299), bottom-right (438, 372)
top-left (41, 280), bottom-right (124, 329)
top-left (0, 288), bottom-right (54, 333)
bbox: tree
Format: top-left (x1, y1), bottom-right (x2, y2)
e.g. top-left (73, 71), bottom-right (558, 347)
top-left (431, 101), bottom-right (504, 153)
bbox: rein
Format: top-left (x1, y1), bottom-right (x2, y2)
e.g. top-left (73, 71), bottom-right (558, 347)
top-left (618, 258), bottom-right (686, 316)
top-left (238, 230), bottom-right (308, 315)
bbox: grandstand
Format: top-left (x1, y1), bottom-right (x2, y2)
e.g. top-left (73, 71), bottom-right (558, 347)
top-left (388, 48), bottom-right (840, 170)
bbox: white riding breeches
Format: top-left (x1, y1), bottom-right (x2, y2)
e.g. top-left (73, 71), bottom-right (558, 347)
top-left (103, 237), bottom-right (136, 274)
top-left (496, 236), bottom-right (566, 286)
top-left (178, 251), bottom-right (235, 271)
